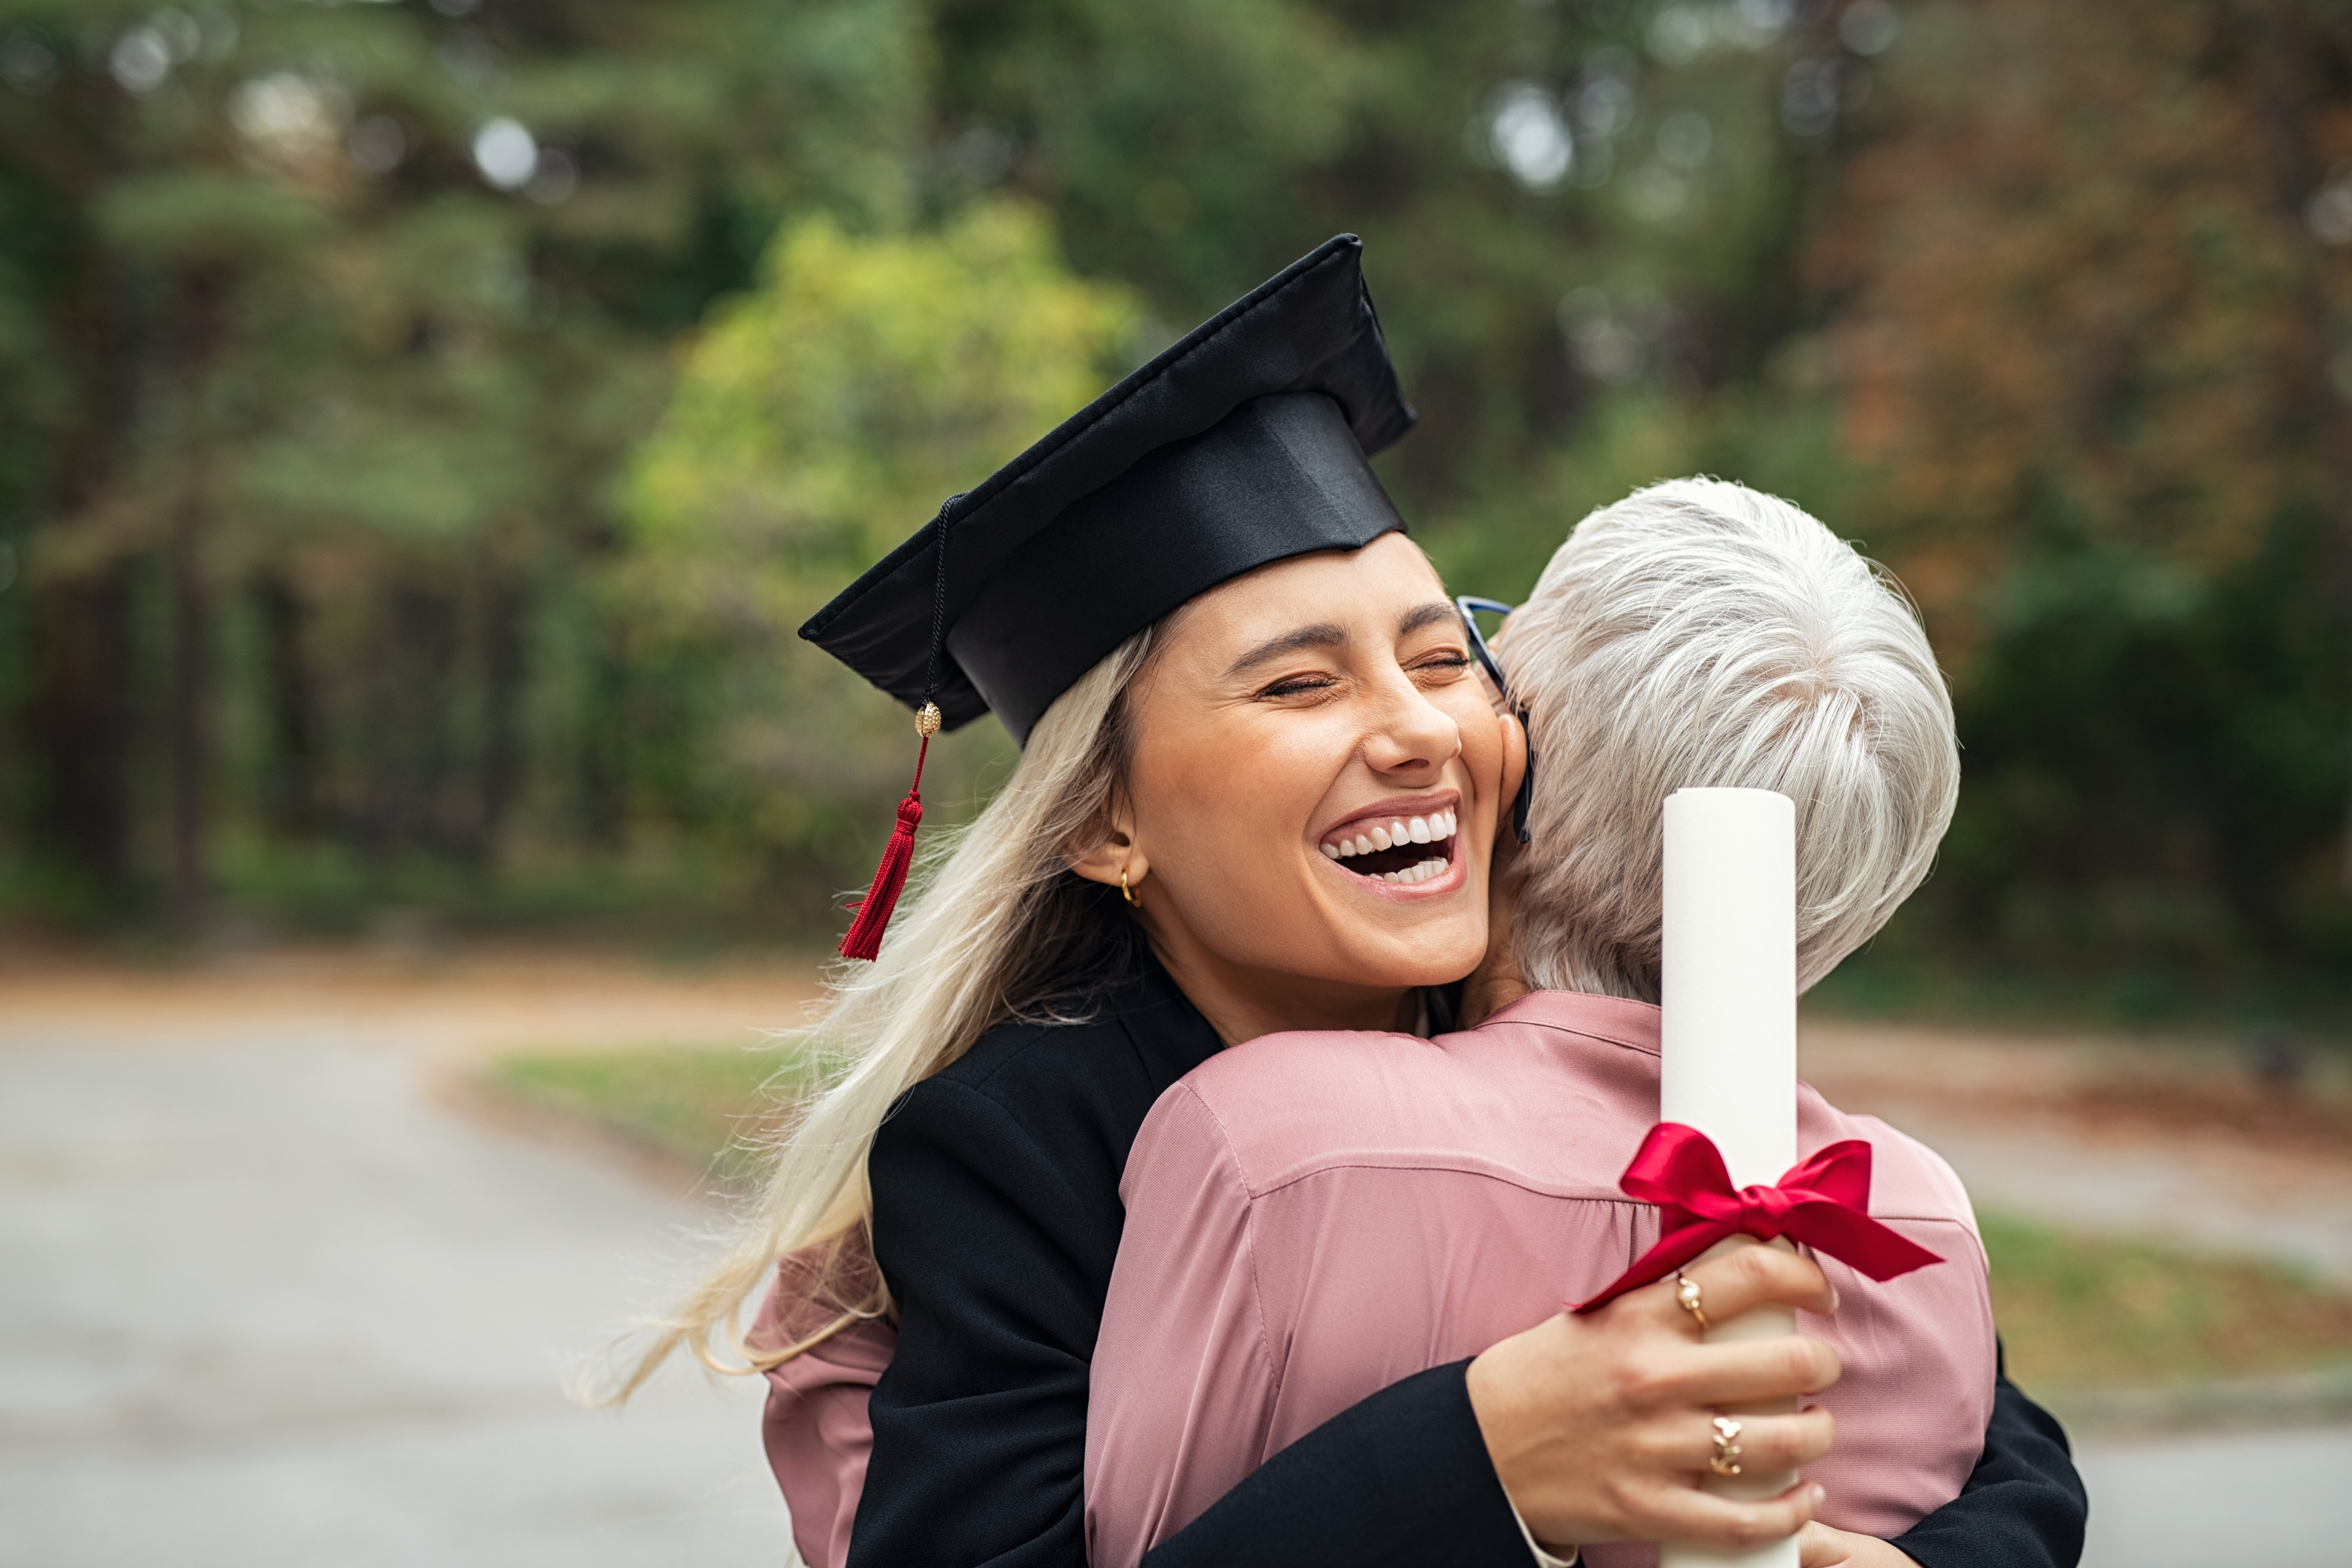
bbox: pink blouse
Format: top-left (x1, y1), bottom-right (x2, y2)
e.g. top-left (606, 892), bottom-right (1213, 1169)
top-left (752, 1239), bottom-right (896, 1568)
top-left (1083, 990), bottom-right (1996, 1568)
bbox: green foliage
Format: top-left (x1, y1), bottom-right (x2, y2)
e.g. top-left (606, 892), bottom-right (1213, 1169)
top-left (0, 0), bottom-right (925, 920)
top-left (1982, 1209), bottom-right (2352, 1391)
top-left (1913, 517), bottom-right (2350, 984)
top-left (619, 202), bottom-right (1139, 864)
top-left (0, 0), bottom-right (2346, 1002)
top-left (931, 0), bottom-right (1819, 507)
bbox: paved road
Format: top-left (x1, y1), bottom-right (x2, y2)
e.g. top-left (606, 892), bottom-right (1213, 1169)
top-left (0, 1016), bottom-right (789, 1567)
top-left (1924, 1120), bottom-right (2352, 1288)
top-left (2077, 1424), bottom-right (2352, 1567)
top-left (2, 982), bottom-right (2345, 1565)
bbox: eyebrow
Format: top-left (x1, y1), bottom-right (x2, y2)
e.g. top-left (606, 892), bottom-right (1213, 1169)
top-left (1224, 622), bottom-right (1347, 679)
top-left (1398, 600), bottom-right (1459, 637)
top-left (1221, 602), bottom-right (1464, 681)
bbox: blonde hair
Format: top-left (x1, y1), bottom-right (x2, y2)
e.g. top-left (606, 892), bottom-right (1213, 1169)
top-left (1501, 478), bottom-right (1958, 1001)
top-left (613, 626), bottom-right (1160, 1396)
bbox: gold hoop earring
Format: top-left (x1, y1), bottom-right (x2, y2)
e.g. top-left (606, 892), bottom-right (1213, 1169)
top-left (1120, 865), bottom-right (1142, 908)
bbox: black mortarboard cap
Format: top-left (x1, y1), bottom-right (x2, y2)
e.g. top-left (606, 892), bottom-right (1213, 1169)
top-left (799, 234), bottom-right (1416, 746)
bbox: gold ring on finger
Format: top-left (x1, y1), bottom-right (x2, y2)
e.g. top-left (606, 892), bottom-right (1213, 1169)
top-left (1709, 1415), bottom-right (1744, 1478)
top-left (1674, 1271), bottom-right (1712, 1332)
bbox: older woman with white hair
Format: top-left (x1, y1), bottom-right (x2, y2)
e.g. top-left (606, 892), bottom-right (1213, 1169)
top-left (1086, 478), bottom-right (2085, 1568)
top-left (624, 240), bottom-right (2084, 1568)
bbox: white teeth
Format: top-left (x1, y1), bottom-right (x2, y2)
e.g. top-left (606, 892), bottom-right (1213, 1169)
top-left (1319, 811), bottom-right (1457, 865)
top-left (1346, 853), bottom-right (1452, 887)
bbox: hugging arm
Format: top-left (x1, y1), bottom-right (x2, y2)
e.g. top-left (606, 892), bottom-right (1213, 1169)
top-left (1890, 1348), bottom-right (2088, 1568)
top-left (849, 1078), bottom-right (1530, 1568)
top-left (851, 1076), bottom-right (2085, 1568)
top-left (1142, 1361), bottom-right (1524, 1566)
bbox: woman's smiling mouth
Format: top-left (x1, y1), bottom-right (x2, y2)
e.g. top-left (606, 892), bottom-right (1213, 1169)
top-left (1317, 807), bottom-right (1460, 885)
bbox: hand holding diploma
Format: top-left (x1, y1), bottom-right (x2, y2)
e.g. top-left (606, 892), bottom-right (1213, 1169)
top-left (1468, 1244), bottom-right (1844, 1553)
top-left (1468, 790), bottom-right (1944, 1559)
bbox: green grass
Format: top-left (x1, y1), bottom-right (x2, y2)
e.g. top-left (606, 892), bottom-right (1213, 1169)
top-left (478, 1042), bottom-right (810, 1187)
top-left (477, 1042), bottom-right (2352, 1391)
top-left (1982, 1211), bottom-right (2352, 1391)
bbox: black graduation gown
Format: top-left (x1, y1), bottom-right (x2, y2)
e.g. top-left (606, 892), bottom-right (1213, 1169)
top-left (850, 964), bottom-right (2088, 1568)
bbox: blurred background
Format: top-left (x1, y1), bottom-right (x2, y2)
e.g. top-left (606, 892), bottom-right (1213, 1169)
top-left (3, 2), bottom-right (2352, 1566)
top-left (1, 0), bottom-right (2349, 1024)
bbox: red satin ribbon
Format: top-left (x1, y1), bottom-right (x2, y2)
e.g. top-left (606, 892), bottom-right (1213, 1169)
top-left (1572, 1122), bottom-right (1944, 1314)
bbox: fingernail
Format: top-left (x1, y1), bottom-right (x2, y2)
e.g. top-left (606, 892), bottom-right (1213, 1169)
top-left (1810, 1485), bottom-right (1827, 1507)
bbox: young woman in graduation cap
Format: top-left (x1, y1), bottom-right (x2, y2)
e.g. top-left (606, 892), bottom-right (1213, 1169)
top-left (627, 238), bottom-right (2084, 1568)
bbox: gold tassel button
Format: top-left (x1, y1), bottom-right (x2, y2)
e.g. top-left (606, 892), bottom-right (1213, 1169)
top-left (915, 701), bottom-right (943, 738)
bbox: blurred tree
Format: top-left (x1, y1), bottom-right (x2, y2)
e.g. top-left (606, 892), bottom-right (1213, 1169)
top-left (0, 0), bottom-right (919, 920)
top-left (0, 0), bottom-right (1897, 935)
top-left (3, 0), bottom-right (2344, 1010)
top-left (620, 0), bottom-right (1847, 905)
top-left (1810, 0), bottom-right (2352, 992)
top-left (619, 201), bottom-right (1139, 883)
top-left (925, 0), bottom-right (1824, 518)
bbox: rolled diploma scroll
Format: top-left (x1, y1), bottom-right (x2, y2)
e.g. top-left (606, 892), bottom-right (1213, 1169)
top-left (1659, 788), bottom-right (1799, 1568)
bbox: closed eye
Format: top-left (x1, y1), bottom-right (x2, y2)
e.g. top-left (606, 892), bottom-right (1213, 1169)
top-left (1409, 650), bottom-right (1474, 680)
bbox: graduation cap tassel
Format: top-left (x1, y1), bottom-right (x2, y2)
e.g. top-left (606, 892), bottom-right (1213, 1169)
top-left (836, 703), bottom-right (938, 961)
top-left (838, 506), bottom-right (952, 962)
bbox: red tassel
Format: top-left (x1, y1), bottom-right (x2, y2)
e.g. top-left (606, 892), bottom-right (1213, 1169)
top-left (838, 720), bottom-right (934, 961)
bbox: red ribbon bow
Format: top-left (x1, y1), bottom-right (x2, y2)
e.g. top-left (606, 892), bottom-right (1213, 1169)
top-left (1573, 1122), bottom-right (1944, 1314)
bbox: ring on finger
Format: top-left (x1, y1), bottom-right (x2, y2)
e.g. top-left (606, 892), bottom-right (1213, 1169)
top-left (1709, 1415), bottom-right (1744, 1477)
top-left (1674, 1271), bottom-right (1712, 1333)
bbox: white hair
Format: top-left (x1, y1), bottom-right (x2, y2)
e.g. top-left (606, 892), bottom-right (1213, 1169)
top-left (1499, 477), bottom-right (1958, 1001)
